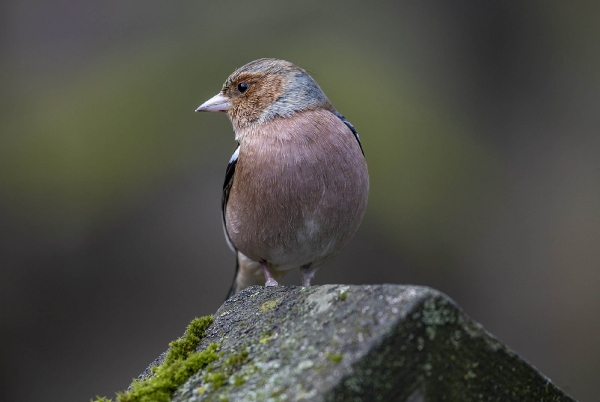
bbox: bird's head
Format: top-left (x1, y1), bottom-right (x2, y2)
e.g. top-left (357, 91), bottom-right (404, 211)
top-left (196, 58), bottom-right (333, 131)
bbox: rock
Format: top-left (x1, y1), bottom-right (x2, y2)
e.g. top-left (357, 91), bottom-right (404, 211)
top-left (140, 285), bottom-right (575, 402)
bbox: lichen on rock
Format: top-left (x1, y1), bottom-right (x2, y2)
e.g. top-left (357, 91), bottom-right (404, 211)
top-left (103, 285), bottom-right (575, 402)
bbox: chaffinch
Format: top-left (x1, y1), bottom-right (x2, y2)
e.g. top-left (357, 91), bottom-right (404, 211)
top-left (196, 58), bottom-right (369, 298)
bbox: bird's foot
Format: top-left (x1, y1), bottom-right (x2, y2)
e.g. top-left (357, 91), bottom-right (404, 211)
top-left (300, 264), bottom-right (315, 287)
top-left (261, 261), bottom-right (280, 287)
top-left (265, 277), bottom-right (279, 287)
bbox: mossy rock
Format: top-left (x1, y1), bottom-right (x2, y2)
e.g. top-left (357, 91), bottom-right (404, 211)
top-left (125, 285), bottom-right (574, 402)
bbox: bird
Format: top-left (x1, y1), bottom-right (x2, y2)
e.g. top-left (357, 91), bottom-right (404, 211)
top-left (195, 58), bottom-right (369, 298)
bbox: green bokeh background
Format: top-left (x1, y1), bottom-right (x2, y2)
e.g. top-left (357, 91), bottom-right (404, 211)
top-left (1, 1), bottom-right (598, 401)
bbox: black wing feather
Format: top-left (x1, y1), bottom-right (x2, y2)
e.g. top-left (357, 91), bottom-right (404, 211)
top-left (333, 111), bottom-right (364, 156)
top-left (223, 145), bottom-right (239, 300)
top-left (222, 145), bottom-right (239, 250)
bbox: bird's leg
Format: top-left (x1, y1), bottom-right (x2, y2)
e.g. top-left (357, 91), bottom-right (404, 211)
top-left (261, 261), bottom-right (279, 287)
top-left (300, 264), bottom-right (315, 287)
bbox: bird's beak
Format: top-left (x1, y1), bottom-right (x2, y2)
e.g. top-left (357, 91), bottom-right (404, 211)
top-left (195, 93), bottom-right (231, 112)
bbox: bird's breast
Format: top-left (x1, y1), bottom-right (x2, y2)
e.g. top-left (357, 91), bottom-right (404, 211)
top-left (225, 109), bottom-right (369, 268)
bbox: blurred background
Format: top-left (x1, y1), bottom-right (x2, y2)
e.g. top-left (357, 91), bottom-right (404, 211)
top-left (1, 1), bottom-right (598, 401)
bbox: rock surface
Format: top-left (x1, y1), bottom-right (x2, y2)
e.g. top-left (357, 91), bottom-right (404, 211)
top-left (139, 285), bottom-right (575, 402)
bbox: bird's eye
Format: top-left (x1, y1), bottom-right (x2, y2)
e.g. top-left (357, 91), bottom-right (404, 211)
top-left (237, 82), bottom-right (249, 93)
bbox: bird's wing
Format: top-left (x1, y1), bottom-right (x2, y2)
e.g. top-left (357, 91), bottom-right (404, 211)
top-left (222, 144), bottom-right (239, 251)
top-left (333, 111), bottom-right (364, 156)
top-left (223, 145), bottom-right (240, 299)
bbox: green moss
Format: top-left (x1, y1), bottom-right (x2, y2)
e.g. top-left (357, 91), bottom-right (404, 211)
top-left (326, 353), bottom-right (343, 363)
top-left (232, 375), bottom-right (246, 387)
top-left (118, 342), bottom-right (220, 402)
top-left (93, 315), bottom-right (215, 402)
top-left (260, 298), bottom-right (281, 312)
top-left (258, 329), bottom-right (272, 344)
top-left (338, 290), bottom-right (347, 301)
top-left (164, 316), bottom-right (214, 364)
top-left (204, 372), bottom-right (227, 389)
top-left (201, 347), bottom-right (250, 392)
top-left (225, 349), bottom-right (249, 367)
top-left (258, 336), bottom-right (271, 343)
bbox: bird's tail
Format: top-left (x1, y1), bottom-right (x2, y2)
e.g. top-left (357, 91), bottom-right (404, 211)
top-left (225, 251), bottom-right (266, 300)
top-left (225, 256), bottom-right (240, 300)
